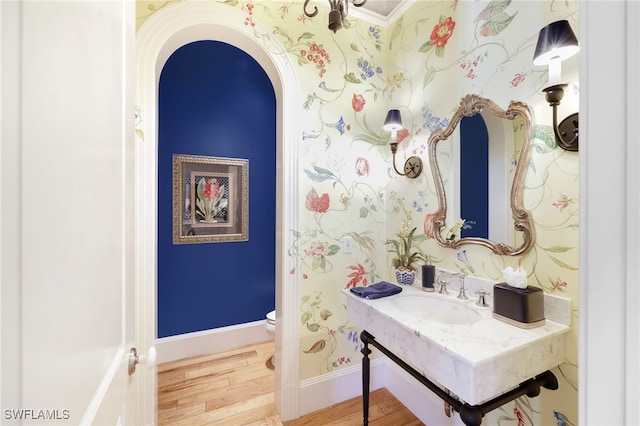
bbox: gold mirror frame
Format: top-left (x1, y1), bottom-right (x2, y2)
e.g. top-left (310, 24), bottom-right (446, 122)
top-left (428, 94), bottom-right (535, 256)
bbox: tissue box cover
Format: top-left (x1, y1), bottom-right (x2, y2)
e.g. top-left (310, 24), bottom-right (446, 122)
top-left (492, 283), bottom-right (545, 328)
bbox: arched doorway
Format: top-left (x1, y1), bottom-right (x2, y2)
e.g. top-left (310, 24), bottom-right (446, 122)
top-left (135, 1), bottom-right (301, 420)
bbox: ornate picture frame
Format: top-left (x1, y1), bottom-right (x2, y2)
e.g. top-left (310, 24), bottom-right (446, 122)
top-left (173, 154), bottom-right (248, 244)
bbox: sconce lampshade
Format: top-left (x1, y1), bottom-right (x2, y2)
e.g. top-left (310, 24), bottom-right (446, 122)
top-left (383, 109), bottom-right (403, 131)
top-left (533, 20), bottom-right (579, 66)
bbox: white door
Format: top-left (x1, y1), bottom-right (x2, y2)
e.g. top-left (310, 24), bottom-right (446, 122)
top-left (0, 1), bottom-right (153, 425)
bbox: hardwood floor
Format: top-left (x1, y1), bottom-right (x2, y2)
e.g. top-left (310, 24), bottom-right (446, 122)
top-left (158, 340), bottom-right (423, 425)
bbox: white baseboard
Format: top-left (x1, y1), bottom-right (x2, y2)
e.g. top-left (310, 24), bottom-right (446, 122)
top-left (155, 320), bottom-right (273, 364)
top-left (298, 358), bottom-right (386, 417)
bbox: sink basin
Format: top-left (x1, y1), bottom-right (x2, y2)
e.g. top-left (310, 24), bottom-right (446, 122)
top-left (390, 294), bottom-right (482, 324)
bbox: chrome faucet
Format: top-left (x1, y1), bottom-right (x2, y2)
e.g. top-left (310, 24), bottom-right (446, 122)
top-left (456, 268), bottom-right (468, 300)
top-left (436, 269), bottom-right (468, 299)
top-left (436, 273), bottom-right (449, 294)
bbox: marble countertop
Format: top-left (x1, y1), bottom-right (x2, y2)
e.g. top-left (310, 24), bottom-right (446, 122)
top-left (344, 283), bottom-right (571, 405)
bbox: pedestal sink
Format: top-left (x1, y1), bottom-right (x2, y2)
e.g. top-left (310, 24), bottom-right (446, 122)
top-left (390, 293), bottom-right (482, 325)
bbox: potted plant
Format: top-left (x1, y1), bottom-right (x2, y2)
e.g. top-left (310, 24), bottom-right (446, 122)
top-left (385, 227), bottom-right (425, 285)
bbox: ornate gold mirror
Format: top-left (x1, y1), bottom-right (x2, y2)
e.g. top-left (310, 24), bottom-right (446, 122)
top-left (428, 94), bottom-right (535, 255)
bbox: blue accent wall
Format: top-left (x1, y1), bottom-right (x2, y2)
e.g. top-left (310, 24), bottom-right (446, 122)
top-left (158, 41), bottom-right (276, 338)
top-left (460, 114), bottom-right (489, 239)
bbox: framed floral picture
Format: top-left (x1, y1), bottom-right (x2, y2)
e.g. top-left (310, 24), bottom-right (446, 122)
top-left (173, 154), bottom-right (248, 244)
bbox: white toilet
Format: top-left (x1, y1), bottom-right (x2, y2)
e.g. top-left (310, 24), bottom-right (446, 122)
top-left (265, 310), bottom-right (276, 368)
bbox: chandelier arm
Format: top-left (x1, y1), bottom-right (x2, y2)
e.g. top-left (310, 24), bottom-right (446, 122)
top-left (352, 0), bottom-right (367, 6)
top-left (303, 0), bottom-right (318, 17)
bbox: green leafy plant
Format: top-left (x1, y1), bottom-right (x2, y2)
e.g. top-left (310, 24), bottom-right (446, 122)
top-left (385, 227), bottom-right (425, 271)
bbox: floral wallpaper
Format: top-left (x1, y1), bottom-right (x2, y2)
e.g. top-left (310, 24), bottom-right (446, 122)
top-left (137, 0), bottom-right (579, 424)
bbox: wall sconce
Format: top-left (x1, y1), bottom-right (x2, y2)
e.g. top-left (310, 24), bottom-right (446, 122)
top-left (533, 20), bottom-right (580, 151)
top-left (383, 109), bottom-right (423, 179)
top-left (303, 0), bottom-right (367, 33)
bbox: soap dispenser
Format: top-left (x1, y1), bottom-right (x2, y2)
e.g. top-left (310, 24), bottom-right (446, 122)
top-left (421, 255), bottom-right (435, 292)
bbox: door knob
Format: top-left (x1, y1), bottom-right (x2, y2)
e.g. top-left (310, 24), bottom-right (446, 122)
top-left (128, 346), bottom-right (157, 376)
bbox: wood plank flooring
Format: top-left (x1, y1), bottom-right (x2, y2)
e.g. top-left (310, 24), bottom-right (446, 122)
top-left (158, 340), bottom-right (423, 425)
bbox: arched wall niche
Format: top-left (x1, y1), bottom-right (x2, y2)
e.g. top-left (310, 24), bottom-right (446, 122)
top-left (135, 1), bottom-right (301, 420)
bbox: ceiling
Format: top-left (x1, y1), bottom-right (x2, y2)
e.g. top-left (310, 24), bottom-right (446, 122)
top-left (358, 0), bottom-right (406, 17)
top-left (301, 0), bottom-right (411, 27)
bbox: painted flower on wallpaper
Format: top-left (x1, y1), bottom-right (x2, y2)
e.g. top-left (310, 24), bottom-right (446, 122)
top-left (296, 11), bottom-right (310, 24)
top-left (421, 105), bottom-right (450, 132)
top-left (549, 277), bottom-right (568, 292)
top-left (277, 4), bottom-right (290, 19)
top-left (308, 241), bottom-right (331, 259)
top-left (553, 410), bottom-right (570, 426)
top-left (302, 130), bottom-right (320, 140)
top-left (345, 263), bottom-right (368, 288)
top-left (412, 190), bottom-right (429, 213)
top-left (352, 94), bottom-right (366, 112)
top-left (356, 58), bottom-right (383, 81)
top-left (340, 194), bottom-right (350, 208)
top-left (513, 406), bottom-right (526, 426)
top-left (329, 116), bottom-right (347, 135)
top-left (305, 188), bottom-right (330, 213)
top-left (369, 25), bottom-right (381, 40)
top-left (296, 40), bottom-right (330, 78)
top-left (396, 128), bottom-right (409, 144)
top-left (367, 25), bottom-right (383, 53)
top-left (386, 72), bottom-right (404, 94)
top-left (456, 249), bottom-right (476, 274)
top-left (333, 356), bottom-right (351, 367)
top-left (510, 73), bottom-right (526, 88)
top-left (419, 16), bottom-right (456, 57)
top-left (431, 16), bottom-right (456, 47)
top-left (355, 157), bottom-right (369, 176)
top-left (459, 59), bottom-right (477, 80)
top-left (317, 81), bottom-right (338, 93)
top-left (552, 194), bottom-right (574, 211)
top-left (307, 241), bottom-right (340, 272)
top-left (242, 2), bottom-right (255, 27)
top-left (347, 329), bottom-right (360, 352)
top-left (459, 52), bottom-right (488, 81)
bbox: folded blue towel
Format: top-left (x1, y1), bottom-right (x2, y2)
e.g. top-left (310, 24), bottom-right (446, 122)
top-left (350, 281), bottom-right (403, 299)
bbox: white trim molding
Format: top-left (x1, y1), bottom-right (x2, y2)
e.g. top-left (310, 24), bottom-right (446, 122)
top-left (135, 1), bottom-right (301, 420)
top-left (624, 0), bottom-right (640, 423)
top-left (155, 321), bottom-right (274, 364)
top-left (298, 359), bottom-right (386, 417)
top-left (579, 1), bottom-right (640, 424)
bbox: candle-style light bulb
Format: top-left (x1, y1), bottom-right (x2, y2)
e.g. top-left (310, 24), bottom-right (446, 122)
top-left (548, 56), bottom-right (562, 86)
